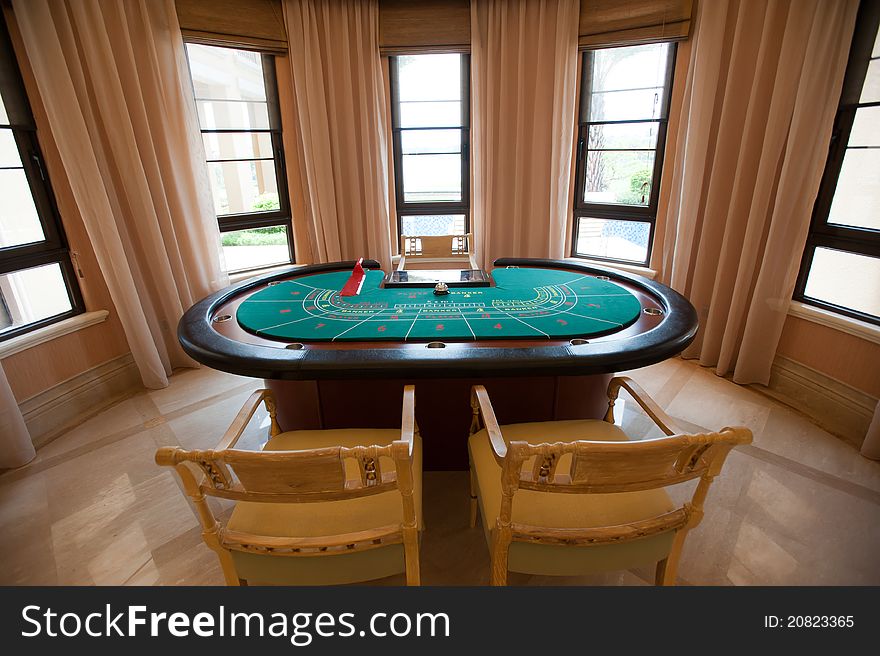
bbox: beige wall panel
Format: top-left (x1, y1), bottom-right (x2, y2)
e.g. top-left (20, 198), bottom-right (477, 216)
top-left (777, 316), bottom-right (880, 398)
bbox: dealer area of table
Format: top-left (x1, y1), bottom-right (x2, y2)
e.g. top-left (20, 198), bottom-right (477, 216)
top-left (180, 258), bottom-right (698, 469)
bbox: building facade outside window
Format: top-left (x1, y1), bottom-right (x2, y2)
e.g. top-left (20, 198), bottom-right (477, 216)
top-left (185, 44), bottom-right (293, 273)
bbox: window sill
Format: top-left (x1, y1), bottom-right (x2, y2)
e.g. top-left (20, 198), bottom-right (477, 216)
top-left (228, 263), bottom-right (296, 285)
top-left (563, 257), bottom-right (657, 280)
top-left (0, 310), bottom-right (110, 359)
top-left (787, 301), bottom-right (880, 345)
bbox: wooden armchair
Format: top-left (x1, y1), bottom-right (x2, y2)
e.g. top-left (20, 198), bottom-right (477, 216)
top-left (156, 386), bottom-right (421, 586)
top-left (467, 378), bottom-right (751, 586)
top-left (398, 233), bottom-right (477, 270)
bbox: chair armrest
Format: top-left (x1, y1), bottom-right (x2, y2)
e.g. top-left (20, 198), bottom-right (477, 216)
top-left (214, 389), bottom-right (280, 450)
top-left (470, 385), bottom-right (507, 461)
top-left (399, 385), bottom-right (416, 457)
top-left (606, 376), bottom-right (683, 436)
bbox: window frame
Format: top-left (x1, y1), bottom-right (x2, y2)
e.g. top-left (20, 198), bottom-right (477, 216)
top-left (0, 16), bottom-right (83, 342)
top-left (570, 43), bottom-right (677, 267)
top-left (184, 45), bottom-right (295, 273)
top-left (389, 53), bottom-right (471, 239)
top-left (793, 0), bottom-right (880, 326)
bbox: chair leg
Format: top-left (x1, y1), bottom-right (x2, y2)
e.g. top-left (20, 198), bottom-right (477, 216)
top-left (489, 529), bottom-right (510, 586)
top-left (469, 464), bottom-right (478, 529)
top-left (655, 531), bottom-right (686, 586)
top-left (655, 559), bottom-right (671, 586)
top-left (403, 527), bottom-right (421, 586)
top-left (215, 550), bottom-right (241, 586)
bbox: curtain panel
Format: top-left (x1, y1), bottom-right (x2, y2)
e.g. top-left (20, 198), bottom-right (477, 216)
top-left (12, 0), bottom-right (227, 391)
top-left (281, 0), bottom-right (393, 271)
top-left (659, 0), bottom-right (859, 385)
top-left (470, 0), bottom-right (579, 269)
top-left (0, 363), bottom-right (33, 468)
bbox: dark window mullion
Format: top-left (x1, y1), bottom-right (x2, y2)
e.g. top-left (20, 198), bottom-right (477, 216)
top-left (573, 208), bottom-right (653, 221)
top-left (206, 157), bottom-right (275, 163)
top-left (397, 203), bottom-right (469, 215)
top-left (582, 118), bottom-right (668, 127)
top-left (392, 125), bottom-right (467, 132)
top-left (806, 231), bottom-right (880, 257)
top-left (402, 152), bottom-right (462, 157)
top-left (218, 215), bottom-right (292, 233)
top-left (0, 246), bottom-right (71, 276)
top-left (199, 129), bottom-right (279, 136)
top-left (585, 148), bottom-right (659, 153)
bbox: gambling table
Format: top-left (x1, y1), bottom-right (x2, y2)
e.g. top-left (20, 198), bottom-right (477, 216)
top-left (179, 258), bottom-right (698, 469)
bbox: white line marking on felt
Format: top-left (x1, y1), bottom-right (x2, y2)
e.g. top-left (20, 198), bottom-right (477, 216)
top-left (560, 309), bottom-right (622, 327)
top-left (458, 308), bottom-right (476, 340)
top-left (331, 312), bottom-right (382, 341)
top-left (256, 314), bottom-right (324, 332)
top-left (495, 307), bottom-right (550, 338)
top-left (288, 279), bottom-right (322, 291)
top-left (559, 275), bottom-right (590, 288)
top-left (403, 308), bottom-right (423, 342)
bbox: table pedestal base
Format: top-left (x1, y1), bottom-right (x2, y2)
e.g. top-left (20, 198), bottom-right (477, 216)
top-left (264, 374), bottom-right (613, 470)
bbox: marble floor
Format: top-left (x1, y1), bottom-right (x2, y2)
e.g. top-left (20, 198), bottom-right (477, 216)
top-left (1, 358), bottom-right (878, 586)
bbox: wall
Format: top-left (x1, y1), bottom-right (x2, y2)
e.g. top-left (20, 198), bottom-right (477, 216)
top-left (1, 9), bottom-right (132, 404)
top-left (777, 316), bottom-right (880, 398)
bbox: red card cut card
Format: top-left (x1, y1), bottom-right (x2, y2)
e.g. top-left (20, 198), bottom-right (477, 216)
top-left (339, 257), bottom-right (366, 297)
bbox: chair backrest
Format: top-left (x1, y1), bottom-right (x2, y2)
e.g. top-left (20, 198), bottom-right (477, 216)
top-left (155, 439), bottom-right (417, 560)
top-left (497, 428), bottom-right (751, 544)
top-left (157, 441), bottom-right (411, 503)
top-left (507, 430), bottom-right (749, 493)
top-left (400, 233), bottom-right (472, 259)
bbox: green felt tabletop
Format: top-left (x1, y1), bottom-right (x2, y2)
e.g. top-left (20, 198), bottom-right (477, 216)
top-left (235, 267), bottom-right (642, 342)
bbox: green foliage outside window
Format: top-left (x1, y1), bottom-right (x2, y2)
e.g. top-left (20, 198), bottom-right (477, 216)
top-left (618, 169), bottom-right (653, 206)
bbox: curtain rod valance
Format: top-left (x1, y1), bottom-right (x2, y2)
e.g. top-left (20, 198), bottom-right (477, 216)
top-left (176, 0), bottom-right (288, 54)
top-left (379, 0), bottom-right (470, 55)
top-left (578, 0), bottom-right (692, 49)
top-left (174, 0), bottom-right (691, 56)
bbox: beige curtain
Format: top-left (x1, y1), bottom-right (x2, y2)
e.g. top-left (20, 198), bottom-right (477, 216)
top-left (862, 402), bottom-right (880, 460)
top-left (0, 363), bottom-right (33, 469)
top-left (12, 0), bottom-right (227, 390)
top-left (471, 0), bottom-right (579, 269)
top-left (282, 0), bottom-right (393, 270)
top-left (660, 0), bottom-right (858, 385)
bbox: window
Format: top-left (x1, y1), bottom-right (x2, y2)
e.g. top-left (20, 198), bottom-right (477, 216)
top-left (185, 44), bottom-right (293, 273)
top-left (571, 43), bottom-right (675, 266)
top-left (0, 18), bottom-right (82, 342)
top-left (389, 54), bottom-right (470, 239)
top-left (794, 1), bottom-right (880, 325)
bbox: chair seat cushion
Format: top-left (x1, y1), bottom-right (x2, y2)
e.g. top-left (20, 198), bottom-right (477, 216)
top-left (227, 428), bottom-right (422, 585)
top-left (469, 419), bottom-right (675, 576)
